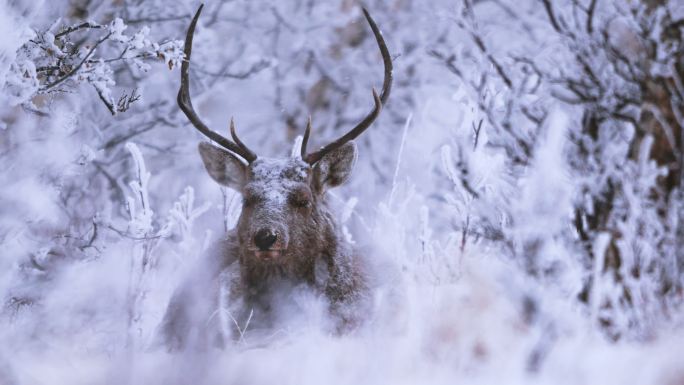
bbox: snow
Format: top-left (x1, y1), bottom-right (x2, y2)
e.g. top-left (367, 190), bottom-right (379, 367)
top-left (0, 0), bottom-right (683, 384)
top-left (248, 157), bottom-right (310, 207)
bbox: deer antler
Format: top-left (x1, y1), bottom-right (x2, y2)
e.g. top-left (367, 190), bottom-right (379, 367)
top-left (177, 4), bottom-right (257, 163)
top-left (301, 7), bottom-right (393, 165)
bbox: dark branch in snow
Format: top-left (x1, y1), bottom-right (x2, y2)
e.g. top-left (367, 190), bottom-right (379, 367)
top-left (541, 0), bottom-right (562, 33)
top-left (54, 22), bottom-right (104, 39)
top-left (193, 59), bottom-right (271, 80)
top-left (41, 32), bottom-right (113, 91)
top-left (586, 0), bottom-right (597, 34)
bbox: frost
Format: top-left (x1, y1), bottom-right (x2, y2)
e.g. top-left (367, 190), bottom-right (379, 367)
top-left (4, 59), bottom-right (38, 105)
top-left (1, 14), bottom-right (183, 114)
top-left (109, 18), bottom-right (128, 43)
top-left (128, 26), bottom-right (150, 50)
top-left (125, 142), bottom-right (153, 237)
top-left (169, 186), bottom-right (211, 243)
top-left (249, 157), bottom-right (310, 207)
top-left (1, 0), bottom-right (684, 384)
top-left (76, 144), bottom-right (98, 165)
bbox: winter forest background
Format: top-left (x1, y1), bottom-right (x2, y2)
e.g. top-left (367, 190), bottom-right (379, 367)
top-left (1, 0), bottom-right (683, 383)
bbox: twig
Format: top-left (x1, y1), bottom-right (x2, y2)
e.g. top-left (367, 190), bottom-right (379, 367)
top-left (41, 32), bottom-right (113, 91)
top-left (194, 60), bottom-right (271, 80)
top-left (54, 22), bottom-right (104, 39)
top-left (104, 224), bottom-right (164, 241)
top-left (469, 32), bottom-right (512, 88)
top-left (472, 119), bottom-right (483, 150)
top-left (586, 0), bottom-right (597, 34)
top-left (428, 50), bottom-right (463, 79)
top-left (541, 0), bottom-right (562, 33)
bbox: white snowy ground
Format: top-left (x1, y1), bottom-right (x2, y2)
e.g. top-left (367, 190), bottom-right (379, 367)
top-left (2, 248), bottom-right (683, 385)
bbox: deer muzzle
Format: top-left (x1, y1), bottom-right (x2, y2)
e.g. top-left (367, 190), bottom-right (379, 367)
top-left (254, 228), bottom-right (277, 250)
top-left (250, 227), bottom-right (288, 260)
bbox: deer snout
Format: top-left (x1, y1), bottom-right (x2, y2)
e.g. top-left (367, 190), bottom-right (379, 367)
top-left (254, 228), bottom-right (278, 251)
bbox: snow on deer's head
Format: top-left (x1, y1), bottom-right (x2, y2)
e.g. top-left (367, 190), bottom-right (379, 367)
top-left (177, 4), bottom-right (391, 262)
top-left (198, 142), bottom-right (356, 261)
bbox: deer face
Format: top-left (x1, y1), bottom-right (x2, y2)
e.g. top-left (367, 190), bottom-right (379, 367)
top-left (198, 141), bottom-right (357, 261)
top-left (177, 4), bottom-right (391, 263)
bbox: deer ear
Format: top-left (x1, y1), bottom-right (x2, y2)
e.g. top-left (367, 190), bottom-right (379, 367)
top-left (198, 142), bottom-right (247, 190)
top-left (312, 141), bottom-right (357, 193)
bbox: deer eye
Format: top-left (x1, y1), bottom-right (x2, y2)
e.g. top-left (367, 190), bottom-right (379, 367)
top-left (243, 193), bottom-right (262, 208)
top-left (289, 190), bottom-right (311, 208)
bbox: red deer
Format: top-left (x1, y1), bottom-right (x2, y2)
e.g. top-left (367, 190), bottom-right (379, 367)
top-left (157, 4), bottom-right (392, 349)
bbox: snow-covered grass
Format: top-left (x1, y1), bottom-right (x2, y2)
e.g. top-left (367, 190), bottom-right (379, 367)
top-left (3, 243), bottom-right (684, 385)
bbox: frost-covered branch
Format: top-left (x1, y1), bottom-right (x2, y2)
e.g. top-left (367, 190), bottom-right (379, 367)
top-left (4, 16), bottom-right (183, 114)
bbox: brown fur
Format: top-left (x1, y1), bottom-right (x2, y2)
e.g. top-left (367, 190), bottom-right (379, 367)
top-left (157, 142), bottom-right (369, 350)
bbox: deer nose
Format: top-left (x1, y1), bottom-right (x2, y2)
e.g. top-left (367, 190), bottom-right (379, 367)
top-left (254, 228), bottom-right (278, 250)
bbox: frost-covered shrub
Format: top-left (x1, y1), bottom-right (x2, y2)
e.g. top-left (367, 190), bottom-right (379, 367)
top-left (4, 15), bottom-right (183, 114)
top-left (430, 0), bottom-right (684, 340)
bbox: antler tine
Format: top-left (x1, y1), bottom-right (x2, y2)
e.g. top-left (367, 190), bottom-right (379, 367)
top-left (177, 4), bottom-right (257, 163)
top-left (230, 118), bottom-right (257, 161)
top-left (303, 7), bottom-right (393, 165)
top-left (362, 7), bottom-right (393, 106)
top-left (301, 115), bottom-right (312, 160)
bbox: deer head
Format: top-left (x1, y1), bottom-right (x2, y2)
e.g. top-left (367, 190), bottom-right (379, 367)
top-left (177, 4), bottom-right (392, 263)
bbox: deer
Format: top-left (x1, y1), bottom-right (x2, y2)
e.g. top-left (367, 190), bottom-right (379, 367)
top-left (156, 4), bottom-right (392, 350)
